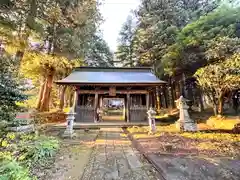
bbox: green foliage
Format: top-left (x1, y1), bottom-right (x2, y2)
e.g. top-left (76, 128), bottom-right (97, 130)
top-left (116, 1), bottom-right (240, 77)
top-left (0, 0), bottom-right (103, 112)
top-left (0, 55), bottom-right (27, 125)
top-left (19, 135), bottom-right (59, 165)
top-left (128, 0), bottom-right (221, 74)
top-left (205, 37), bottom-right (240, 62)
top-left (162, 6), bottom-right (240, 75)
top-left (115, 15), bottom-right (136, 67)
top-left (85, 34), bottom-right (114, 67)
top-left (179, 6), bottom-right (240, 42)
top-left (0, 133), bottom-right (59, 179)
top-left (0, 0), bottom-right (101, 57)
top-left (0, 133), bottom-right (59, 165)
top-left (0, 159), bottom-right (31, 180)
top-left (0, 151), bottom-right (14, 161)
top-left (0, 133), bottom-right (32, 180)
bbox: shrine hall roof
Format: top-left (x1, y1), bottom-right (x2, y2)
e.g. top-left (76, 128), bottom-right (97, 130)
top-left (56, 67), bottom-right (166, 85)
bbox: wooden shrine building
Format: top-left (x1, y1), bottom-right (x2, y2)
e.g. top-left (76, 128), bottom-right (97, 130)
top-left (56, 67), bottom-right (167, 123)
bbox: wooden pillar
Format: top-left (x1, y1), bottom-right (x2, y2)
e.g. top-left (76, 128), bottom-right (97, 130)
top-left (156, 86), bottom-right (161, 113)
top-left (72, 88), bottom-right (78, 113)
top-left (168, 86), bottom-right (175, 109)
top-left (182, 73), bottom-right (188, 98)
top-left (99, 95), bottom-right (103, 108)
top-left (146, 93), bottom-right (150, 110)
top-left (94, 92), bottom-right (99, 123)
top-left (163, 86), bottom-right (168, 108)
top-left (179, 80), bottom-right (184, 97)
top-left (152, 90), bottom-right (156, 109)
top-left (159, 86), bottom-right (165, 108)
top-left (149, 91), bottom-right (152, 107)
top-left (126, 93), bottom-right (130, 122)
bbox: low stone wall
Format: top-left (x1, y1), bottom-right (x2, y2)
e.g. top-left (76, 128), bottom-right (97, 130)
top-left (8, 124), bottom-right (35, 133)
top-left (33, 112), bottom-right (67, 124)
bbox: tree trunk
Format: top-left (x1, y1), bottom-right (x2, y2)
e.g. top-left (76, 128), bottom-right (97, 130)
top-left (15, 51), bottom-right (24, 63)
top-left (36, 79), bottom-right (45, 110)
top-left (218, 92), bottom-right (224, 115)
top-left (213, 104), bottom-right (218, 116)
top-left (39, 78), bottom-right (48, 112)
top-left (39, 71), bottom-right (54, 112)
top-left (69, 92), bottom-right (74, 107)
top-left (26, 0), bottom-right (37, 29)
top-left (46, 90), bottom-right (51, 111)
top-left (59, 86), bottom-right (67, 111)
top-left (167, 78), bottom-right (174, 108)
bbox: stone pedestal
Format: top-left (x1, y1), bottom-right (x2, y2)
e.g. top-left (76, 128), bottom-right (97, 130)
top-left (62, 108), bottom-right (77, 138)
top-left (8, 124), bottom-right (35, 133)
top-left (175, 96), bottom-right (197, 132)
top-left (147, 108), bottom-right (157, 134)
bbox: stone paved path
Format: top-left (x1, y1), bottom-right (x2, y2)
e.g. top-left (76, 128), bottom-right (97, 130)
top-left (38, 129), bottom-right (99, 180)
top-left (81, 128), bottom-right (160, 180)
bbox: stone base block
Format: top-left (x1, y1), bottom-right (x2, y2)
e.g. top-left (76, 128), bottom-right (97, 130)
top-left (184, 122), bottom-right (197, 132)
top-left (8, 124), bottom-right (35, 133)
top-left (175, 120), bottom-right (184, 131)
top-left (148, 131), bottom-right (156, 135)
top-left (62, 130), bottom-right (77, 138)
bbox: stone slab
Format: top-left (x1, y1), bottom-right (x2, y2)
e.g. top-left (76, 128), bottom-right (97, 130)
top-left (81, 128), bottom-right (159, 180)
top-left (125, 152), bottom-right (142, 169)
top-left (8, 124), bottom-right (35, 133)
top-left (148, 154), bottom-right (240, 180)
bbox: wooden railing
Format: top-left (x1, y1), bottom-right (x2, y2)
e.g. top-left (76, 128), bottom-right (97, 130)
top-left (75, 106), bottom-right (94, 122)
top-left (130, 106), bottom-right (147, 122)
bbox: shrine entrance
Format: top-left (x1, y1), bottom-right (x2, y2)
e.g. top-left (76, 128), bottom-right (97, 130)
top-left (56, 67), bottom-right (167, 123)
top-left (100, 97), bottom-right (125, 121)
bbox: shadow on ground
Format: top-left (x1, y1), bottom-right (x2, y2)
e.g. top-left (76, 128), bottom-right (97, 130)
top-left (127, 126), bottom-right (240, 180)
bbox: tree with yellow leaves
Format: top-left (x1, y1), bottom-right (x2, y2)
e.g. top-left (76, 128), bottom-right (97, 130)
top-left (195, 54), bottom-right (240, 115)
top-left (1, 0), bottom-right (102, 112)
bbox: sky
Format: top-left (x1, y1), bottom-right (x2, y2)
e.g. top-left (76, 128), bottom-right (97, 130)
top-left (99, 0), bottom-right (140, 52)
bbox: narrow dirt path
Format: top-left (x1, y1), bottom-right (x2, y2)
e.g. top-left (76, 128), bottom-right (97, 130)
top-left (80, 128), bottom-right (160, 180)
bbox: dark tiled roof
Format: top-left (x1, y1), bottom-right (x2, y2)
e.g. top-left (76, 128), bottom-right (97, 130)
top-left (56, 67), bottom-right (166, 84)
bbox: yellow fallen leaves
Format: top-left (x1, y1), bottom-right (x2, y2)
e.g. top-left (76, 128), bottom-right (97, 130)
top-left (120, 133), bottom-right (127, 137)
top-left (133, 133), bottom-right (162, 139)
top-left (196, 141), bottom-right (237, 156)
top-left (155, 124), bottom-right (179, 132)
top-left (127, 126), bottom-right (148, 134)
top-left (181, 132), bottom-right (240, 142)
top-left (127, 124), bottom-right (178, 134)
top-left (206, 116), bottom-right (240, 130)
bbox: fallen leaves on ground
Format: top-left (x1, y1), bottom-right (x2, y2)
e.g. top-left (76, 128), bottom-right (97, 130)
top-left (128, 124), bottom-right (240, 157)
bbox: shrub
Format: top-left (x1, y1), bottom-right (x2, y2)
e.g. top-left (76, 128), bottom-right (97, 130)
top-left (0, 133), bottom-right (59, 179)
top-left (0, 151), bottom-right (14, 161)
top-left (0, 55), bottom-right (27, 125)
top-left (0, 159), bottom-right (31, 180)
top-left (0, 121), bottom-right (8, 136)
top-left (19, 136), bottom-right (59, 165)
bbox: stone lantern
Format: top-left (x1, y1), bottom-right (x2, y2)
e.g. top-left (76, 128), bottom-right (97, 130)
top-left (147, 107), bottom-right (157, 134)
top-left (63, 108), bottom-right (76, 138)
top-left (175, 96), bottom-right (197, 132)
